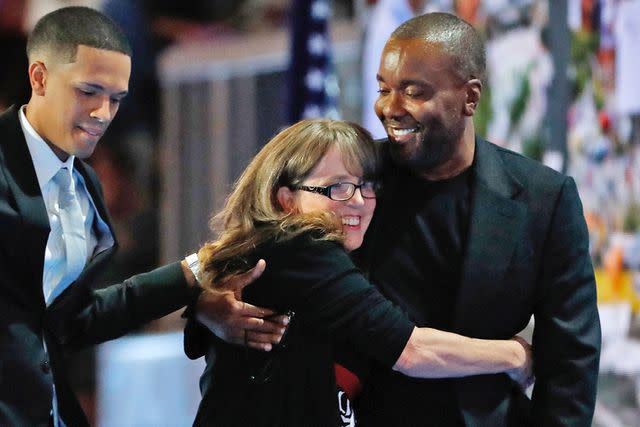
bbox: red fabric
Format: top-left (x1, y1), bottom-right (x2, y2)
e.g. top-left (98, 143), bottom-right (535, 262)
top-left (599, 111), bottom-right (610, 132)
top-left (334, 363), bottom-right (362, 400)
top-left (0, 0), bottom-right (26, 33)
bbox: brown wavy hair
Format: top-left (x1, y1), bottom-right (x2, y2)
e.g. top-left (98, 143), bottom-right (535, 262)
top-left (198, 119), bottom-right (379, 288)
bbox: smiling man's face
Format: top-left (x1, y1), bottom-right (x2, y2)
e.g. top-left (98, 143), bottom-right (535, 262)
top-left (28, 44), bottom-right (130, 161)
top-left (374, 37), bottom-right (469, 174)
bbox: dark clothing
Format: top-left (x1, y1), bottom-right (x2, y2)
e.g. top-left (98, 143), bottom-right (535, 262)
top-left (184, 233), bottom-right (414, 427)
top-left (354, 137), bottom-right (601, 427)
top-left (354, 166), bottom-right (473, 426)
top-left (0, 106), bottom-right (195, 426)
top-left (370, 165), bottom-right (473, 330)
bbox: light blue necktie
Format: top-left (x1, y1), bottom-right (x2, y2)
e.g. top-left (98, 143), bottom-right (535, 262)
top-left (51, 167), bottom-right (87, 299)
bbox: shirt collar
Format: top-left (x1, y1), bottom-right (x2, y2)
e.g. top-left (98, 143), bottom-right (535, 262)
top-left (19, 105), bottom-right (76, 191)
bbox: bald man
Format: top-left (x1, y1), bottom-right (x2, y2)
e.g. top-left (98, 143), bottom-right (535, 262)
top-left (351, 12), bottom-right (600, 426)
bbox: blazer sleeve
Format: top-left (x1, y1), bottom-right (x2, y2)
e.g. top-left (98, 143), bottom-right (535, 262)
top-left (531, 177), bottom-right (601, 426)
top-left (50, 262), bottom-right (196, 348)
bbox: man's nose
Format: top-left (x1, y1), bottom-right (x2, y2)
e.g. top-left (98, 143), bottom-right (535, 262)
top-left (382, 92), bottom-right (406, 119)
top-left (90, 96), bottom-right (113, 122)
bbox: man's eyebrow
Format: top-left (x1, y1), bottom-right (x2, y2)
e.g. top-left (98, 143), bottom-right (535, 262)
top-left (375, 75), bottom-right (430, 88)
top-left (78, 82), bottom-right (104, 90)
top-left (399, 79), bottom-right (429, 87)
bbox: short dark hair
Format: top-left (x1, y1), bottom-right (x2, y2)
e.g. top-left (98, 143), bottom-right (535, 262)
top-left (391, 12), bottom-right (486, 82)
top-left (26, 6), bottom-right (132, 62)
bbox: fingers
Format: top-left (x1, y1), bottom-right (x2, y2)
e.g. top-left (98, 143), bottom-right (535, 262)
top-left (236, 313), bottom-right (289, 335)
top-left (230, 259), bottom-right (267, 291)
top-left (246, 340), bottom-right (273, 352)
top-left (195, 286), bottom-right (292, 347)
top-left (229, 313), bottom-right (290, 351)
top-left (218, 323), bottom-right (286, 351)
top-left (237, 300), bottom-right (276, 318)
top-left (246, 330), bottom-right (285, 348)
top-left (216, 260), bottom-right (267, 297)
top-left (248, 259), bottom-right (266, 281)
top-left (217, 330), bottom-right (272, 351)
top-left (247, 330), bottom-right (284, 344)
top-left (235, 303), bottom-right (290, 327)
top-left (261, 314), bottom-right (291, 327)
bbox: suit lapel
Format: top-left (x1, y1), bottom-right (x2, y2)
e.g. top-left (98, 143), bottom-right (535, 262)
top-left (0, 106), bottom-right (50, 302)
top-left (453, 138), bottom-right (526, 334)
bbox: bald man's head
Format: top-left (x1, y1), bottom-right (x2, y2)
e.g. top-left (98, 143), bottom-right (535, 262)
top-left (390, 12), bottom-right (485, 83)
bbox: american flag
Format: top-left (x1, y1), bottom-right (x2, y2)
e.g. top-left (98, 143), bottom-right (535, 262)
top-left (287, 0), bottom-right (341, 123)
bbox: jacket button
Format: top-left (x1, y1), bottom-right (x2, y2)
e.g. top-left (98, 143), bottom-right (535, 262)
top-left (41, 359), bottom-right (51, 374)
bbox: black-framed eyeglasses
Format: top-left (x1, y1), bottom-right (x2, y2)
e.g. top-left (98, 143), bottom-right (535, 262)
top-left (291, 181), bottom-right (380, 201)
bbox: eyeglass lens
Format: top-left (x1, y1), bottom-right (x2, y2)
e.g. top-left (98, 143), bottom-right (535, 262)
top-left (330, 182), bottom-right (376, 200)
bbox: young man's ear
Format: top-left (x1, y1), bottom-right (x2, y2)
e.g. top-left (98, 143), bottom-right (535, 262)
top-left (276, 186), bottom-right (296, 211)
top-left (28, 61), bottom-right (47, 96)
top-left (464, 78), bottom-right (482, 116)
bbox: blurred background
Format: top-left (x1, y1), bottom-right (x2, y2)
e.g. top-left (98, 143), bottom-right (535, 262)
top-left (1, 0), bottom-right (639, 425)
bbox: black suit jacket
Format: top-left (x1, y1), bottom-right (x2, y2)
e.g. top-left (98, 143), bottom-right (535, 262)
top-left (0, 106), bottom-right (195, 426)
top-left (355, 137), bottom-right (601, 426)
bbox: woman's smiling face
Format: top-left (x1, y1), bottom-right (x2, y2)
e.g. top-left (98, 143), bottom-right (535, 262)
top-left (284, 145), bottom-right (376, 252)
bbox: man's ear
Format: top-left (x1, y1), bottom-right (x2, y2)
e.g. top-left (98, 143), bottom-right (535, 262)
top-left (28, 61), bottom-right (47, 96)
top-left (464, 78), bottom-right (482, 116)
top-left (276, 186), bottom-right (296, 212)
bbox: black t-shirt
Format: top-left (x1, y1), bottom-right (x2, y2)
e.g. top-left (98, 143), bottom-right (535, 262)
top-left (354, 164), bottom-right (474, 426)
top-left (370, 166), bottom-right (472, 329)
top-left (186, 233), bottom-right (414, 427)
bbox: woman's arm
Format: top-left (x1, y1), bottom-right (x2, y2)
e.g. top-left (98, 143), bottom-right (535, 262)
top-left (393, 327), bottom-right (533, 386)
top-left (233, 236), bottom-right (533, 385)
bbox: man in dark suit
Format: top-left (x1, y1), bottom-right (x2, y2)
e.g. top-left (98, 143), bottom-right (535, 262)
top-left (209, 10), bottom-right (600, 426)
top-left (0, 7), bottom-right (284, 426)
top-left (351, 12), bottom-right (601, 426)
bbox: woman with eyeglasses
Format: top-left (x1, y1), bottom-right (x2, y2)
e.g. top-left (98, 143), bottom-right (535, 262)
top-left (185, 119), bottom-right (532, 426)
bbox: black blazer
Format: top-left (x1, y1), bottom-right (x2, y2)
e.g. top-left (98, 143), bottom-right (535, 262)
top-left (356, 137), bottom-right (601, 427)
top-left (0, 106), bottom-right (194, 426)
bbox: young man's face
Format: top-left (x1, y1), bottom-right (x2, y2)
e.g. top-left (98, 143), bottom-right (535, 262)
top-left (32, 44), bottom-right (130, 160)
